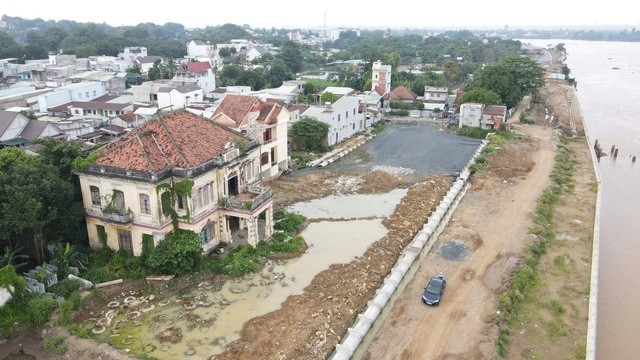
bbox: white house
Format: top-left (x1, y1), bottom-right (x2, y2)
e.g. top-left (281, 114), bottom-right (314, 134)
top-left (135, 56), bottom-right (163, 75)
top-left (120, 47), bottom-right (148, 62)
top-left (187, 40), bottom-right (215, 59)
top-left (301, 96), bottom-right (365, 146)
top-left (174, 62), bottom-right (216, 96)
top-left (211, 94), bottom-right (290, 179)
top-left (37, 82), bottom-right (106, 113)
top-left (371, 60), bottom-right (392, 95)
top-left (424, 86), bottom-right (448, 101)
top-left (157, 84), bottom-right (203, 111)
top-left (459, 103), bottom-right (507, 129)
top-left (246, 44), bottom-right (271, 62)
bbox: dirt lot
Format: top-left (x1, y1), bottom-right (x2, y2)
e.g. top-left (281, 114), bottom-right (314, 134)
top-left (1, 53), bottom-right (595, 360)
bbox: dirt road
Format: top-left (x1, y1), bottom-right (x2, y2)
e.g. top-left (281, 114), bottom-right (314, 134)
top-left (362, 124), bottom-right (556, 359)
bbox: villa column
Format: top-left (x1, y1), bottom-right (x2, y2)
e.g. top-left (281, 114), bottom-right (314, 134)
top-left (265, 203), bottom-right (274, 239)
top-left (247, 215), bottom-right (258, 246)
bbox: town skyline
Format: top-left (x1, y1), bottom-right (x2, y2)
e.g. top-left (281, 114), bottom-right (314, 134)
top-left (3, 0), bottom-right (639, 31)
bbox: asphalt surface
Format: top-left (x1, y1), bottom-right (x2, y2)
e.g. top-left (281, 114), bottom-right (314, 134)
top-left (328, 122), bottom-right (483, 178)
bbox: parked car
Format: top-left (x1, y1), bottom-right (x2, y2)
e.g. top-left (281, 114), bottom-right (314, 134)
top-left (422, 272), bottom-right (446, 306)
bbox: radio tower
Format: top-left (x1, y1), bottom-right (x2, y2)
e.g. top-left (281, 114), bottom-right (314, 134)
top-left (323, 11), bottom-right (327, 38)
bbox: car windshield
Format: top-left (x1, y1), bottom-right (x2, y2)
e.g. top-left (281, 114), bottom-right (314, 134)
top-left (426, 281), bottom-right (441, 295)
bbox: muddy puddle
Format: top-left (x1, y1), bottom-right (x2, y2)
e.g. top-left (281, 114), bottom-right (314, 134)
top-left (84, 192), bottom-right (403, 358)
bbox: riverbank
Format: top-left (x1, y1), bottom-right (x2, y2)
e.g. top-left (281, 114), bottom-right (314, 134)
top-left (360, 80), bottom-right (596, 359)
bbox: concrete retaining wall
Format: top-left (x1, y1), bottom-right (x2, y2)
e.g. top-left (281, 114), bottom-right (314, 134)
top-left (330, 138), bottom-right (489, 360)
top-left (583, 108), bottom-right (602, 360)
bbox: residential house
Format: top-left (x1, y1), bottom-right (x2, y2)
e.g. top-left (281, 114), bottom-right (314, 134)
top-left (120, 47), bottom-right (148, 62)
top-left (387, 86), bottom-right (417, 104)
top-left (37, 82), bottom-right (106, 113)
top-left (246, 44), bottom-right (270, 62)
top-left (422, 86), bottom-right (449, 111)
top-left (135, 56), bottom-right (163, 75)
top-left (48, 99), bottom-right (134, 121)
top-left (0, 110), bottom-right (65, 146)
top-left (322, 86), bottom-right (356, 98)
top-left (157, 84), bottom-right (203, 111)
top-left (211, 94), bottom-right (289, 179)
top-left (301, 96), bottom-right (365, 146)
top-left (78, 111), bottom-right (275, 255)
top-left (187, 40), bottom-right (216, 59)
top-left (371, 60), bottom-right (391, 95)
top-left (459, 103), bottom-right (507, 129)
top-left (288, 30), bottom-right (302, 42)
top-left (67, 71), bottom-right (127, 95)
top-left (174, 62), bottom-right (216, 96)
top-left (251, 80), bottom-right (305, 104)
top-left (111, 113), bottom-right (148, 129)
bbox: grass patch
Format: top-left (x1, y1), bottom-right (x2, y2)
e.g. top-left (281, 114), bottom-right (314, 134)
top-left (203, 211), bottom-right (307, 276)
top-left (391, 319), bottom-right (397, 327)
top-left (519, 111), bottom-right (536, 124)
top-left (494, 136), bottom-right (577, 357)
top-left (291, 151), bottom-right (314, 169)
top-left (43, 336), bottom-right (67, 355)
top-left (370, 121), bottom-right (386, 134)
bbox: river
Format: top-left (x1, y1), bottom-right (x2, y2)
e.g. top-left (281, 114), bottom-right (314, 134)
top-left (525, 39), bottom-right (640, 359)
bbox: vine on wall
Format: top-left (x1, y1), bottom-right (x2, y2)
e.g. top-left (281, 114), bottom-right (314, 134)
top-left (156, 179), bottom-right (194, 231)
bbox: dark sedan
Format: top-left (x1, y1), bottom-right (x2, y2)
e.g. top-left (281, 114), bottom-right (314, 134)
top-left (422, 274), bottom-right (446, 306)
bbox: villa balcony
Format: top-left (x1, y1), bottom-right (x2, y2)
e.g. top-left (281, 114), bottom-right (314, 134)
top-left (102, 211), bottom-right (133, 224)
top-left (225, 186), bottom-right (273, 212)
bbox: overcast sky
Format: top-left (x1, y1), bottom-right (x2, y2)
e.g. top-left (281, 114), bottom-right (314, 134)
top-left (3, 0), bottom-right (638, 30)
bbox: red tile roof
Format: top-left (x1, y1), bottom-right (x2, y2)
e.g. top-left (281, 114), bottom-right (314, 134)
top-left (186, 61), bottom-right (212, 73)
top-left (389, 86), bottom-right (417, 101)
top-left (373, 85), bottom-right (386, 96)
top-left (484, 105), bottom-right (507, 116)
top-left (212, 94), bottom-right (259, 127)
top-left (212, 95), bottom-right (285, 127)
top-left (94, 111), bottom-right (245, 173)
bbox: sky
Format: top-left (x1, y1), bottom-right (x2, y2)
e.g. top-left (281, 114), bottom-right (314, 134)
top-left (3, 0), bottom-right (639, 30)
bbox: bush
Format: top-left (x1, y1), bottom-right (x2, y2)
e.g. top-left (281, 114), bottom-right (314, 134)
top-left (455, 126), bottom-right (492, 139)
top-left (49, 279), bottom-right (81, 298)
top-left (69, 291), bottom-right (83, 310)
top-left (27, 295), bottom-right (57, 326)
top-left (0, 296), bottom-right (30, 338)
top-left (388, 110), bottom-right (409, 116)
top-left (145, 230), bottom-right (203, 276)
top-left (274, 211), bottom-right (307, 234)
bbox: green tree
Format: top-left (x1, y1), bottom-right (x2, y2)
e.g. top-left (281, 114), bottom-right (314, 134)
top-left (148, 59), bottom-right (163, 80)
top-left (498, 54), bottom-right (545, 97)
top-left (145, 230), bottom-right (202, 276)
top-left (0, 148), bottom-right (77, 263)
top-left (25, 30), bottom-right (48, 60)
top-left (267, 58), bottom-right (291, 88)
top-left (460, 88), bottom-right (503, 107)
top-left (320, 91), bottom-right (336, 104)
top-left (289, 116), bottom-right (330, 152)
top-left (473, 64), bottom-right (521, 108)
top-left (278, 40), bottom-right (303, 74)
top-left (0, 31), bottom-right (25, 59)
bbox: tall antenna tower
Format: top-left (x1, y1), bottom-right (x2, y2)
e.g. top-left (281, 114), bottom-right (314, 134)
top-left (324, 11), bottom-right (327, 37)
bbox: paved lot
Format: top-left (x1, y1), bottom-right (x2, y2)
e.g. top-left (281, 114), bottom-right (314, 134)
top-left (330, 122), bottom-right (483, 178)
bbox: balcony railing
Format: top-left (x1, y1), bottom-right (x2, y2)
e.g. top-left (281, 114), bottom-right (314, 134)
top-left (226, 186), bottom-right (273, 212)
top-left (102, 211), bottom-right (133, 224)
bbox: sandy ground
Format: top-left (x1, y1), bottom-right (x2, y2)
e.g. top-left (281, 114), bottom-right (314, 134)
top-left (362, 123), bottom-right (556, 359)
